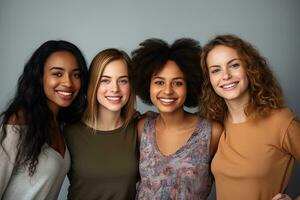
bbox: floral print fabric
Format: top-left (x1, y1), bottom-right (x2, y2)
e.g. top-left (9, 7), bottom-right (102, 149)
top-left (136, 116), bottom-right (213, 200)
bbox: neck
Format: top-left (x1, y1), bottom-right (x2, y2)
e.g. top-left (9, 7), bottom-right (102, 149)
top-left (157, 108), bottom-right (188, 129)
top-left (94, 107), bottom-right (123, 131)
top-left (225, 92), bottom-right (250, 123)
top-left (47, 101), bottom-right (59, 118)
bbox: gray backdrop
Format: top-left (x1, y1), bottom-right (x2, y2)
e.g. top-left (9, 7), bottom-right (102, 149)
top-left (0, 0), bottom-right (299, 199)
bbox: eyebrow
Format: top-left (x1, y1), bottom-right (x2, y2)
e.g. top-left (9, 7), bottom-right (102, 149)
top-left (227, 58), bottom-right (240, 64)
top-left (152, 76), bottom-right (185, 80)
top-left (208, 58), bottom-right (240, 68)
top-left (100, 75), bottom-right (129, 78)
top-left (49, 66), bottom-right (80, 71)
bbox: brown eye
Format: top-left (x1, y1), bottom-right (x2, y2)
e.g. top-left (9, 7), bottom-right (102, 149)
top-left (100, 79), bottom-right (110, 85)
top-left (73, 73), bottom-right (81, 79)
top-left (210, 69), bottom-right (220, 74)
top-left (118, 78), bottom-right (129, 85)
top-left (172, 81), bottom-right (184, 87)
top-left (154, 80), bottom-right (164, 86)
top-left (231, 63), bottom-right (240, 68)
top-left (52, 72), bottom-right (63, 77)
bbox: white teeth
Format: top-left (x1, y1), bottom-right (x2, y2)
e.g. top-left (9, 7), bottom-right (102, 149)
top-left (106, 96), bottom-right (121, 101)
top-left (57, 91), bottom-right (72, 96)
top-left (159, 98), bottom-right (175, 103)
top-left (222, 83), bottom-right (236, 89)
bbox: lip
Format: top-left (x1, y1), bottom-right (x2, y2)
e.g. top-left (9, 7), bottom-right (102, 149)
top-left (56, 90), bottom-right (75, 101)
top-left (220, 81), bottom-right (239, 90)
top-left (157, 97), bottom-right (177, 105)
top-left (106, 96), bottom-right (122, 103)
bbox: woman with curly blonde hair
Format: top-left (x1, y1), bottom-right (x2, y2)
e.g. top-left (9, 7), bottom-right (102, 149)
top-left (200, 34), bottom-right (300, 200)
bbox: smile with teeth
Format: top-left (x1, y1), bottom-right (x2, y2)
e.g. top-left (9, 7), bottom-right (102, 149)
top-left (106, 96), bottom-right (122, 101)
top-left (158, 97), bottom-right (177, 105)
top-left (221, 82), bottom-right (238, 90)
top-left (57, 91), bottom-right (73, 96)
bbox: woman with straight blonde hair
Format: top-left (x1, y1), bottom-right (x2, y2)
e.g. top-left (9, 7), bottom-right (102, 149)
top-left (64, 48), bottom-right (138, 200)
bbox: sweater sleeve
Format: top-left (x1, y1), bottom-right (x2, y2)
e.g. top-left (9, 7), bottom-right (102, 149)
top-left (0, 125), bottom-right (19, 197)
top-left (282, 119), bottom-right (300, 162)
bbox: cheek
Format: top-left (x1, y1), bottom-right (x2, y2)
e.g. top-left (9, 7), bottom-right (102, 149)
top-left (243, 76), bottom-right (250, 89)
top-left (43, 77), bottom-right (55, 91)
top-left (121, 84), bottom-right (131, 96)
top-left (179, 86), bottom-right (187, 98)
top-left (74, 79), bottom-right (81, 92)
top-left (209, 75), bottom-right (218, 87)
top-left (149, 85), bottom-right (157, 103)
top-left (96, 86), bottom-right (105, 101)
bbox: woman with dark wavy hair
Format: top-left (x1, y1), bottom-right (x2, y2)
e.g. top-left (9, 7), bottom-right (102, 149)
top-left (200, 34), bottom-right (300, 200)
top-left (0, 40), bottom-right (88, 199)
top-left (132, 38), bottom-right (222, 199)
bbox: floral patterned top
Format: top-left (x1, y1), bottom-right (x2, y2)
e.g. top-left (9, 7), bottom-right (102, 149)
top-left (136, 116), bottom-right (213, 200)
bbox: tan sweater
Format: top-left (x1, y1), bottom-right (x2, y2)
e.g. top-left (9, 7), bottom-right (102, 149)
top-left (211, 108), bottom-right (300, 200)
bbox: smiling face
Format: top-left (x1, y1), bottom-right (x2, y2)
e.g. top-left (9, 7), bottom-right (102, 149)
top-left (96, 59), bottom-right (130, 114)
top-left (206, 45), bottom-right (249, 105)
top-left (43, 51), bottom-right (81, 114)
top-left (150, 60), bottom-right (187, 114)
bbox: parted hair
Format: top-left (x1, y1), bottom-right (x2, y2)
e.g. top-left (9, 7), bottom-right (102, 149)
top-left (0, 40), bottom-right (88, 176)
top-left (83, 48), bottom-right (136, 129)
top-left (131, 38), bottom-right (202, 108)
top-left (199, 34), bottom-right (283, 123)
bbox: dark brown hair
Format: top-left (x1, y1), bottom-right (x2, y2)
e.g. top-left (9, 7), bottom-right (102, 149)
top-left (132, 38), bottom-right (202, 107)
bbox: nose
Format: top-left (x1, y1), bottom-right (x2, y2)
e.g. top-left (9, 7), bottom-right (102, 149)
top-left (62, 74), bottom-right (72, 87)
top-left (163, 82), bottom-right (173, 95)
top-left (222, 68), bottom-right (232, 80)
top-left (110, 81), bottom-right (120, 92)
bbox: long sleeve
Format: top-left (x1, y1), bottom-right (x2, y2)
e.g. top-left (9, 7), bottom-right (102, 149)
top-left (0, 126), bottom-right (19, 197)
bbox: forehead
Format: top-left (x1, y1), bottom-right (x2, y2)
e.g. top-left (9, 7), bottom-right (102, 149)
top-left (153, 60), bottom-right (184, 78)
top-left (207, 45), bottom-right (240, 65)
top-left (102, 59), bottom-right (128, 76)
top-left (44, 51), bottom-right (78, 69)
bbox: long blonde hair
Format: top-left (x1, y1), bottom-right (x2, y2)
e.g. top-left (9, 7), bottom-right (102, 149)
top-left (83, 48), bottom-right (135, 128)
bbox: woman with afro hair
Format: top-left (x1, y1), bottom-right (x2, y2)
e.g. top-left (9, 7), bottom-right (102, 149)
top-left (132, 38), bottom-right (222, 199)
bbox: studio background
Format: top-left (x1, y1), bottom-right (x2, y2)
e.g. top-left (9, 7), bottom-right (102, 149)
top-left (0, 0), bottom-right (299, 199)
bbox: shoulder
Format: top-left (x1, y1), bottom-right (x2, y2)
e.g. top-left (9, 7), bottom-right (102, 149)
top-left (137, 116), bottom-right (147, 143)
top-left (208, 120), bottom-right (223, 156)
top-left (270, 108), bottom-right (295, 120)
top-left (211, 121), bottom-right (223, 136)
top-left (263, 108), bottom-right (295, 129)
top-left (2, 110), bottom-right (27, 143)
top-left (6, 110), bottom-right (26, 125)
top-left (1, 124), bottom-right (24, 156)
top-left (63, 121), bottom-right (84, 138)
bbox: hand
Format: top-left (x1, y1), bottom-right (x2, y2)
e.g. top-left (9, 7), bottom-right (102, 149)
top-left (133, 110), bottom-right (141, 119)
top-left (272, 193), bottom-right (292, 200)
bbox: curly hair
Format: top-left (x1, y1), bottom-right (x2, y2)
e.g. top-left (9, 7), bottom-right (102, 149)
top-left (199, 34), bottom-right (283, 123)
top-left (131, 38), bottom-right (202, 108)
top-left (0, 40), bottom-right (88, 176)
top-left (83, 48), bottom-right (136, 129)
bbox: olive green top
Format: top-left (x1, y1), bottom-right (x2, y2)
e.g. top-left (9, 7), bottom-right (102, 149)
top-left (64, 119), bottom-right (138, 200)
